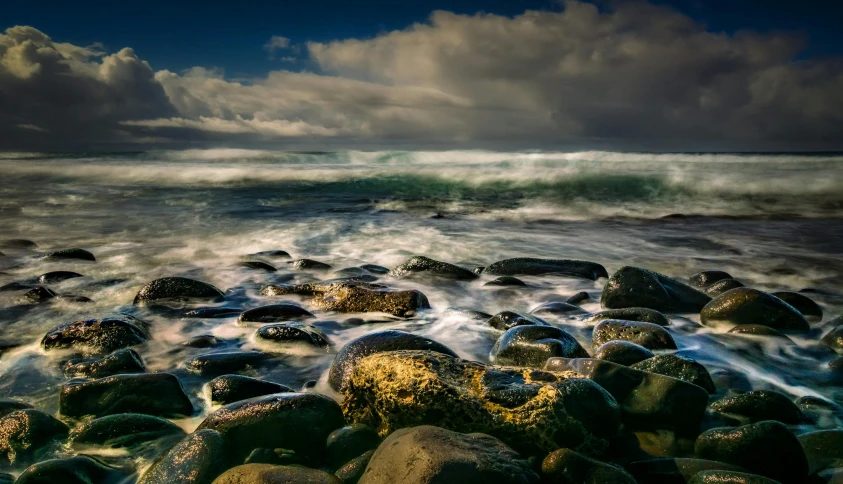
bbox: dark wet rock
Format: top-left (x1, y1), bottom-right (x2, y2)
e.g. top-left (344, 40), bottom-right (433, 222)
top-left (0, 239), bottom-right (37, 249)
top-left (389, 256), bottom-right (479, 281)
top-left (37, 271), bottom-right (84, 284)
top-left (594, 341), bottom-right (654, 366)
top-left (0, 409), bottom-right (69, 466)
top-left (545, 358), bottom-right (709, 433)
top-left (626, 458), bottom-right (748, 484)
top-left (0, 282), bottom-right (35, 292)
top-left (586, 307), bottom-right (671, 326)
top-left (491, 325), bottom-right (589, 367)
top-left (484, 276), bottom-right (526, 287)
top-left (63, 348), bottom-right (147, 378)
top-left (70, 413), bottom-right (185, 448)
top-left (183, 335), bottom-right (225, 348)
top-left (630, 354), bottom-right (716, 394)
top-left (208, 375), bottom-right (292, 405)
top-left (185, 351), bottom-right (272, 377)
top-left (602, 266), bottom-right (711, 312)
top-left (695, 420), bottom-right (807, 483)
top-left (238, 261), bottom-right (277, 272)
top-left (237, 303), bottom-right (315, 325)
top-left (689, 470), bottom-right (781, 484)
top-left (251, 250), bottom-right (291, 259)
top-left (197, 392), bottom-right (344, 461)
top-left (0, 401), bottom-right (32, 419)
top-left (243, 448), bottom-right (303, 466)
top-left (592, 319), bottom-right (677, 350)
top-left (542, 448), bottom-right (636, 484)
top-left (327, 424), bottom-right (380, 468)
top-left (771, 291), bottom-right (823, 320)
top-left (40, 248), bottom-right (96, 262)
top-left (290, 258), bottom-right (333, 270)
top-left (567, 291), bottom-right (592, 305)
top-left (57, 294), bottom-right (94, 303)
top-left (322, 274), bottom-right (380, 285)
top-left (336, 449), bottom-right (373, 484)
top-left (700, 288), bottom-right (810, 332)
top-left (18, 286), bottom-right (57, 304)
top-left (263, 282), bottom-right (430, 318)
top-left (530, 301), bottom-right (588, 316)
top-left (214, 464), bottom-right (341, 484)
top-left (184, 307), bottom-right (242, 318)
top-left (358, 425), bottom-right (538, 484)
top-left (690, 271), bottom-right (734, 288)
top-left (41, 316), bottom-right (150, 355)
top-left (15, 456), bottom-right (130, 484)
top-left (705, 279), bottom-right (746, 297)
top-left (709, 390), bottom-right (801, 424)
top-left (359, 264), bottom-right (389, 275)
top-left (328, 330), bottom-right (457, 392)
top-left (138, 429), bottom-right (227, 484)
top-left (796, 396), bottom-right (843, 419)
top-left (444, 307), bottom-right (493, 320)
top-left (133, 277), bottom-right (225, 305)
top-left (344, 351), bottom-right (620, 455)
top-left (728, 325), bottom-right (793, 340)
top-left (487, 310), bottom-right (550, 331)
top-left (60, 373), bottom-right (194, 418)
top-left (799, 430), bottom-right (843, 475)
top-left (256, 322), bottom-right (331, 349)
top-left (822, 326), bottom-right (843, 354)
top-left (482, 258), bottom-right (608, 281)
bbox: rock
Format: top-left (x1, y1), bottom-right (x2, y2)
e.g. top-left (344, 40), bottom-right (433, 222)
top-left (290, 259), bottom-right (333, 270)
top-left (822, 326), bottom-right (843, 354)
top-left (592, 319), bottom-right (677, 350)
top-left (567, 292), bottom-right (591, 305)
top-left (40, 248), bottom-right (96, 262)
top-left (360, 264), bottom-right (389, 274)
top-left (487, 311), bottom-right (550, 331)
top-left (343, 351), bottom-right (620, 455)
top-left (328, 330), bottom-right (458, 392)
top-left (389, 256), bottom-right (479, 281)
top-left (41, 316), bottom-right (150, 355)
top-left (545, 358), bottom-right (709, 433)
top-left (602, 266), bottom-right (711, 312)
top-left (594, 341), bottom-right (654, 366)
top-left (626, 458), bottom-right (749, 484)
top-left (630, 355), bottom-right (716, 394)
top-left (237, 304), bottom-right (315, 325)
top-left (358, 425), bottom-right (539, 484)
top-left (694, 421), bottom-right (808, 483)
top-left (213, 464), bottom-right (341, 484)
top-left (336, 450), bottom-right (373, 484)
top-left (0, 282), bottom-right (35, 292)
top-left (709, 391), bottom-right (801, 424)
top-left (327, 424), bottom-right (380, 468)
top-left (705, 279), bottom-right (745, 297)
top-left (799, 430), bottom-right (843, 474)
top-left (184, 307), bottom-right (242, 318)
top-left (70, 413), bottom-right (185, 447)
top-left (63, 348), bottom-right (147, 378)
top-left (207, 375), bottom-right (292, 405)
top-left (185, 351), bottom-right (272, 377)
top-left (263, 282), bottom-right (429, 318)
top-left (239, 261), bottom-right (276, 272)
top-left (197, 392), bottom-right (344, 461)
top-left (133, 277), bottom-right (225, 305)
top-left (184, 335), bottom-right (225, 348)
top-left (256, 323), bottom-right (330, 349)
top-left (771, 292), bottom-right (823, 320)
top-left (15, 456), bottom-right (130, 484)
top-left (542, 448), bottom-right (636, 484)
top-left (18, 286), bottom-right (57, 304)
top-left (60, 373), bottom-right (194, 418)
top-left (0, 473), bottom-right (10, 484)
top-left (482, 258), bottom-right (608, 280)
top-left (585, 308), bottom-right (671, 326)
top-left (138, 429), bottom-right (227, 484)
top-left (0, 401), bottom-right (32, 418)
top-left (0, 410), bottom-right (69, 466)
top-left (728, 325), bottom-right (793, 340)
top-left (38, 271), bottom-right (84, 284)
top-left (251, 250), bottom-right (291, 259)
top-left (530, 301), bottom-right (588, 316)
top-left (243, 448), bottom-right (302, 466)
top-left (690, 271), bottom-right (734, 288)
top-left (0, 239), bottom-right (37, 249)
top-left (484, 276), bottom-right (526, 287)
top-left (689, 470), bottom-right (782, 484)
top-left (701, 288), bottom-right (810, 333)
top-left (491, 325), bottom-right (589, 367)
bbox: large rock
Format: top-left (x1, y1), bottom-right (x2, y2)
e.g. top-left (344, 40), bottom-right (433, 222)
top-left (542, 448), bottom-right (636, 484)
top-left (15, 456), bottom-right (130, 484)
top-left (601, 266), bottom-right (711, 313)
top-left (594, 341), bottom-right (654, 367)
top-left (585, 307), bottom-right (671, 326)
top-left (630, 355), bottom-right (716, 394)
top-left (133, 277), bottom-right (225, 305)
top-left (70, 413), bottom-right (185, 448)
top-left (237, 304), bottom-right (315, 325)
top-left (328, 330), bottom-right (458, 392)
top-left (358, 426), bottom-right (538, 484)
top-left (63, 348), bottom-right (147, 378)
top-left (40, 248), bottom-right (96, 262)
top-left (545, 358), bottom-right (709, 434)
top-left (798, 429), bottom-right (843, 475)
top-left (185, 351), bottom-right (272, 377)
top-left (700, 288), bottom-right (809, 332)
top-left (60, 373), bottom-right (194, 418)
top-left (771, 291), bottom-right (823, 321)
top-left (709, 390), bottom-right (801, 424)
top-left (138, 429), bottom-right (228, 484)
top-left (41, 316), bottom-right (150, 355)
top-left (490, 325), bottom-right (589, 367)
top-left (213, 464), bottom-right (341, 484)
top-left (0, 410), bottom-right (68, 466)
top-left (689, 470), bottom-right (781, 484)
top-left (256, 323), bottom-right (330, 349)
top-left (207, 375), bottom-right (292, 405)
top-left (481, 258), bottom-right (608, 280)
top-left (694, 421), bottom-right (808, 483)
top-left (486, 311), bottom-right (550, 331)
top-left (592, 320), bottom-right (677, 350)
top-left (262, 282), bottom-right (429, 318)
top-left (343, 350), bottom-right (620, 455)
top-left (389, 256), bottom-right (478, 281)
top-left (197, 393), bottom-right (345, 461)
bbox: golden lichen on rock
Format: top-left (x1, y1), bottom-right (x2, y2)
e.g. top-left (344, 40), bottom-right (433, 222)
top-left (261, 282), bottom-right (429, 317)
top-left (341, 350), bottom-right (612, 455)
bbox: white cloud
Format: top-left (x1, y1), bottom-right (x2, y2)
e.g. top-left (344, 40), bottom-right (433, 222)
top-left (264, 35), bottom-right (293, 60)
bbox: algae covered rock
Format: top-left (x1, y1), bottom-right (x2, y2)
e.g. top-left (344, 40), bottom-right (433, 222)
top-left (60, 373), bottom-right (194, 418)
top-left (601, 266), bottom-right (711, 312)
top-left (630, 354), bottom-right (716, 394)
top-left (482, 258), bottom-right (608, 280)
top-left (700, 288), bottom-right (809, 332)
top-left (133, 277), bottom-right (224, 305)
top-left (389, 256), bottom-right (478, 281)
top-left (41, 316), bottom-right (150, 355)
top-left (342, 350), bottom-right (620, 455)
top-left (214, 464), bottom-right (341, 484)
top-left (263, 282), bottom-right (429, 318)
top-left (138, 429), bottom-right (228, 484)
top-left (491, 325), bottom-right (589, 367)
top-left (542, 448), bottom-right (636, 484)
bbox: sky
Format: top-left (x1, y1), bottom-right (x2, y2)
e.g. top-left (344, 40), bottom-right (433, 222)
top-left (1, 0), bottom-right (842, 151)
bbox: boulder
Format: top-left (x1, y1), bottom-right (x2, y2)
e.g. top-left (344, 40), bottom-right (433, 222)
top-left (40, 248), bottom-right (96, 261)
top-left (60, 373), bottom-right (194, 418)
top-left (262, 282), bottom-right (429, 318)
top-left (237, 304), bottom-right (315, 325)
top-left (38, 271), bottom-right (84, 284)
top-left (700, 288), bottom-right (809, 332)
top-left (601, 267), bottom-right (711, 313)
top-left (185, 351), bottom-right (272, 377)
top-left (771, 292), bottom-right (823, 320)
top-left (358, 426), bottom-right (539, 484)
top-left (487, 311), bottom-right (550, 331)
top-left (63, 348), bottom-right (147, 378)
top-left (530, 301), bottom-right (588, 317)
top-left (689, 470), bottom-right (782, 484)
top-left (256, 323), bottom-right (330, 349)
top-left (133, 277), bottom-right (224, 305)
top-left (328, 330), bottom-right (457, 392)
top-left (138, 429), bottom-right (228, 484)
top-left (705, 279), bottom-right (745, 297)
top-left (15, 456), bottom-right (130, 484)
top-left (70, 413), bottom-right (185, 448)
top-left (213, 464), bottom-right (341, 484)
top-left (389, 256), bottom-right (478, 281)
top-left (690, 271), bottom-right (734, 288)
top-left (592, 320), bottom-right (677, 350)
top-left (482, 258), bottom-right (608, 280)
top-left (585, 308), bottom-right (670, 326)
top-left (798, 430), bottom-right (843, 475)
top-left (490, 325), bottom-right (589, 367)
top-left (709, 390), bottom-right (801, 424)
top-left (327, 424), bottom-right (380, 468)
top-left (207, 375), bottom-right (292, 405)
top-left (542, 448), bottom-right (636, 484)
top-left (630, 355), bottom-right (716, 394)
top-left (594, 341), bottom-right (654, 366)
top-left (0, 410), bottom-right (69, 466)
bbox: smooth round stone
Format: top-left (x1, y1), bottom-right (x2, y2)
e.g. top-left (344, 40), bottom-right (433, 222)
top-left (63, 348), bottom-right (147, 378)
top-left (207, 375), bottom-right (292, 405)
top-left (335, 450), bottom-right (374, 483)
top-left (238, 261), bottom-right (277, 272)
top-left (728, 324), bottom-right (793, 341)
top-left (567, 291), bottom-right (592, 305)
top-left (0, 400), bottom-right (33, 419)
top-left (250, 250), bottom-right (291, 259)
top-left (705, 279), bottom-right (745, 297)
top-left (15, 456), bottom-right (130, 484)
top-left (60, 373), bottom-right (194, 418)
top-left (389, 256), bottom-right (478, 281)
top-left (709, 390), bottom-right (801, 424)
top-left (592, 319), bottom-right (677, 350)
top-left (484, 276), bottom-right (526, 287)
top-left (0, 409), bottom-right (69, 466)
top-left (491, 325), bottom-right (589, 367)
top-left (41, 316), bottom-right (150, 355)
top-left (690, 270), bottom-right (734, 288)
top-left (38, 271), bottom-right (84, 284)
top-left (486, 311), bottom-right (550, 331)
top-left (710, 368), bottom-right (753, 393)
top-left (256, 323), bottom-right (331, 348)
top-left (542, 448), bottom-right (636, 484)
top-left (133, 277), bottom-right (224, 305)
top-left (137, 429), bottom-right (227, 484)
top-left (601, 266), bottom-right (711, 312)
top-left (184, 351), bottom-right (272, 377)
top-left (586, 308), bottom-right (670, 326)
top-left (481, 257), bottom-right (608, 280)
top-left (214, 464), bottom-right (341, 484)
top-left (771, 291), bottom-right (823, 320)
top-left (530, 301), bottom-right (588, 316)
top-left (0, 282), bottom-right (35, 292)
top-left (289, 259), bottom-right (333, 270)
top-left (700, 288), bottom-right (809, 332)
top-left (327, 424), bottom-right (380, 468)
top-left (594, 341), bottom-right (654, 366)
top-left (630, 355), bottom-right (716, 394)
top-left (70, 413), bottom-right (186, 448)
top-left (40, 248), bottom-right (96, 261)
top-left (237, 304), bottom-right (315, 325)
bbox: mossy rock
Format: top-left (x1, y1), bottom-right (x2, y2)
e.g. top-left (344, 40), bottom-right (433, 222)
top-left (262, 282), bottom-right (429, 318)
top-left (214, 464), bottom-right (341, 484)
top-left (601, 266), bottom-right (711, 313)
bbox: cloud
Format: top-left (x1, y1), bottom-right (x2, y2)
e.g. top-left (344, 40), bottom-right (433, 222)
top-left (264, 35), bottom-right (293, 60)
